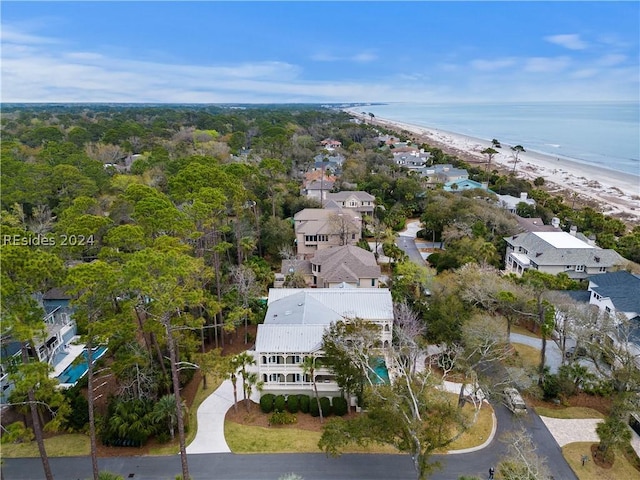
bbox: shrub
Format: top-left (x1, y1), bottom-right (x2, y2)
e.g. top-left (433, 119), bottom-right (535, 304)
top-left (332, 397), bottom-right (348, 416)
top-left (98, 472), bottom-right (124, 480)
top-left (260, 394), bottom-right (275, 413)
top-left (542, 374), bottom-right (560, 400)
top-left (270, 410), bottom-right (297, 425)
top-left (1, 421), bottom-right (34, 444)
top-left (287, 394), bottom-right (299, 413)
top-left (274, 395), bottom-right (286, 412)
top-left (298, 394), bottom-right (310, 414)
top-left (320, 397), bottom-right (332, 416)
top-left (309, 398), bottom-right (320, 417)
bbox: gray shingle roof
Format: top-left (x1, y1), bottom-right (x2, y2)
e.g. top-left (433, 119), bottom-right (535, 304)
top-left (505, 232), bottom-right (625, 268)
top-left (325, 191), bottom-right (375, 202)
top-left (311, 245), bottom-right (380, 283)
top-left (589, 271), bottom-right (640, 314)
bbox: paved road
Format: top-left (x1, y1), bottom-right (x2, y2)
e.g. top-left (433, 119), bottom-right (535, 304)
top-left (2, 401), bottom-right (578, 480)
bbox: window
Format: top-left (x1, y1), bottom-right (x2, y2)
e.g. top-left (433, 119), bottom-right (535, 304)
top-left (605, 306), bottom-right (611, 313)
top-left (371, 279), bottom-right (376, 286)
top-left (576, 265), bottom-right (585, 272)
top-left (599, 267), bottom-right (606, 272)
top-left (593, 293), bottom-right (601, 300)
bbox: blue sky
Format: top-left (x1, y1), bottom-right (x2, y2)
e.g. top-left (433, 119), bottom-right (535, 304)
top-left (2, 1), bottom-right (638, 103)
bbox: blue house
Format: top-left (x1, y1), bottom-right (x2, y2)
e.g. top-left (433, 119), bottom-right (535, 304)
top-left (443, 179), bottom-right (491, 192)
top-left (0, 288), bottom-right (77, 404)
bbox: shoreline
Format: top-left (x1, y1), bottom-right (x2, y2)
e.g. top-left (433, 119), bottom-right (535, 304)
top-left (347, 109), bottom-right (640, 225)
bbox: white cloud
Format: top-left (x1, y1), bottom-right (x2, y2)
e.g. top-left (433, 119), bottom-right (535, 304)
top-left (470, 58), bottom-right (517, 71)
top-left (310, 51), bottom-right (377, 63)
top-left (596, 54), bottom-right (627, 67)
top-left (545, 34), bottom-right (588, 50)
top-left (524, 56), bottom-right (570, 73)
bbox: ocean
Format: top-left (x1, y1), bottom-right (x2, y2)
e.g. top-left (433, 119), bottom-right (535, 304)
top-left (360, 102), bottom-right (639, 178)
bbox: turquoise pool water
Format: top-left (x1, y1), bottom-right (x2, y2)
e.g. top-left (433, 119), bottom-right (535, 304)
top-left (57, 346), bottom-right (108, 385)
top-left (370, 357), bottom-right (390, 385)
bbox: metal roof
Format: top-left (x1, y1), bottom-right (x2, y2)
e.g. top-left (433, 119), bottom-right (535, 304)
top-left (255, 324), bottom-right (326, 353)
top-left (267, 288), bottom-right (393, 321)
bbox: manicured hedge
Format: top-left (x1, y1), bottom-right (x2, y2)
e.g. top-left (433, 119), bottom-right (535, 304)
top-left (309, 398), bottom-right (320, 417)
top-left (287, 394), bottom-right (299, 413)
top-left (332, 397), bottom-right (348, 416)
top-left (274, 395), bottom-right (286, 412)
top-left (260, 394), bottom-right (275, 413)
top-left (298, 394), bottom-right (310, 414)
top-left (320, 397), bottom-right (332, 416)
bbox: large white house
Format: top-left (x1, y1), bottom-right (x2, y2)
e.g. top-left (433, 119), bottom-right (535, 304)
top-left (255, 288), bottom-right (394, 397)
top-left (504, 231), bottom-right (626, 279)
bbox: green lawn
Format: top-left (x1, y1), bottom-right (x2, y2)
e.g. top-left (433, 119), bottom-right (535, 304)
top-left (227, 395), bottom-right (495, 455)
top-left (535, 406), bottom-right (605, 419)
top-left (563, 442), bottom-right (640, 480)
top-left (510, 343), bottom-right (541, 370)
top-left (1, 434), bottom-right (90, 458)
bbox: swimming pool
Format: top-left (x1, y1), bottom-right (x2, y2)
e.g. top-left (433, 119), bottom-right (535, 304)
top-left (57, 346), bottom-right (108, 385)
top-left (369, 357), bottom-right (390, 385)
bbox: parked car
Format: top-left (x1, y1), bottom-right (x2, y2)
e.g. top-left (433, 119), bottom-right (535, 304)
top-left (503, 387), bottom-right (527, 414)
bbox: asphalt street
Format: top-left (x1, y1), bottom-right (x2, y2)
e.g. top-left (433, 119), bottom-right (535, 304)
top-left (2, 402), bottom-right (577, 480)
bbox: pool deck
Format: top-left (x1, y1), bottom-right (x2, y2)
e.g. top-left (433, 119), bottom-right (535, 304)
top-left (52, 336), bottom-right (86, 378)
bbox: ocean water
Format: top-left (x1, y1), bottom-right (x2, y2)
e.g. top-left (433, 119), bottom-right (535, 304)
top-left (361, 102), bottom-right (639, 177)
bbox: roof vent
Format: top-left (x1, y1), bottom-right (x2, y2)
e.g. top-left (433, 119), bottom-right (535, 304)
top-left (285, 310), bottom-right (292, 315)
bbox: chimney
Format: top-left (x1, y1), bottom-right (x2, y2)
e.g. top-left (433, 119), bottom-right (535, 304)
top-left (569, 225), bottom-right (578, 236)
top-left (520, 192), bottom-right (528, 200)
top-left (551, 217), bottom-right (560, 229)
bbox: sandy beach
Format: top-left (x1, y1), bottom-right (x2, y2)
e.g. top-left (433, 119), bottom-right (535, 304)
top-left (347, 110), bottom-right (640, 225)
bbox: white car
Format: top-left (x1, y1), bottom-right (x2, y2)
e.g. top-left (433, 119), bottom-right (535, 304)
top-left (503, 387), bottom-right (527, 414)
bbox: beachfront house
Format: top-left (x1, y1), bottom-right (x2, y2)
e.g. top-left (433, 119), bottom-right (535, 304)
top-left (255, 288), bottom-right (394, 398)
top-left (418, 164), bottom-right (469, 186)
top-left (277, 245), bottom-right (381, 289)
top-left (294, 207), bottom-right (362, 257)
top-left (0, 289), bottom-right (77, 404)
top-left (504, 230), bottom-right (626, 279)
top-left (393, 150), bottom-right (431, 169)
top-left (496, 192), bottom-right (536, 214)
top-left (442, 179), bottom-right (490, 192)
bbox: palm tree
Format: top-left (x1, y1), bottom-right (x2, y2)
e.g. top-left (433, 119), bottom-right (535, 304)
top-left (225, 356), bottom-right (242, 413)
top-left (302, 356), bottom-right (323, 423)
top-left (235, 352), bottom-right (257, 407)
top-left (243, 371), bottom-right (263, 412)
top-left (151, 394), bottom-right (183, 440)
